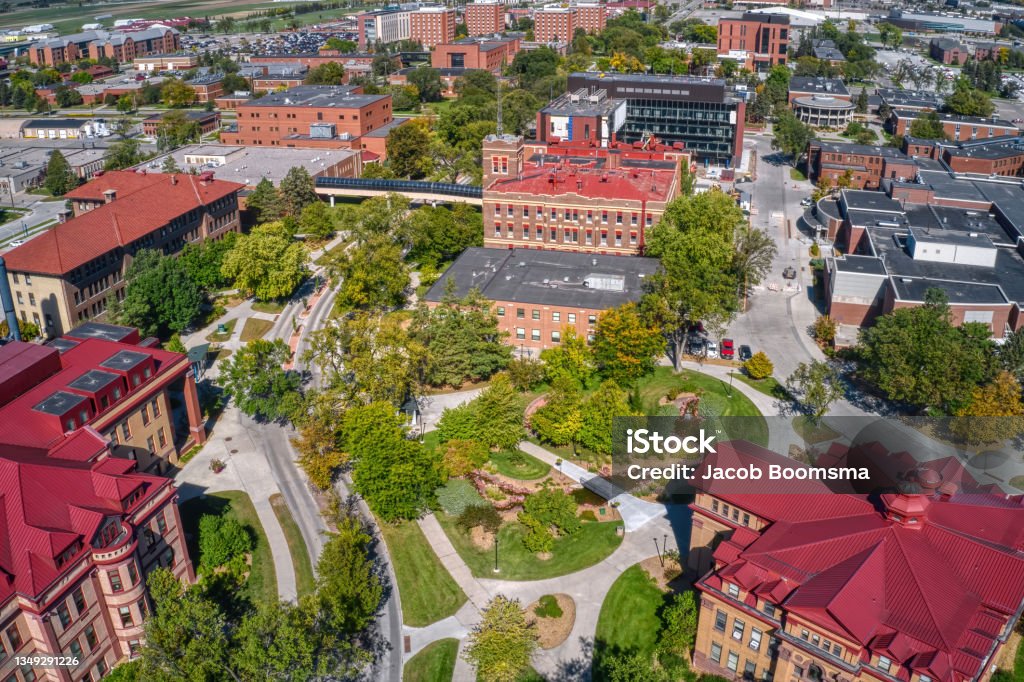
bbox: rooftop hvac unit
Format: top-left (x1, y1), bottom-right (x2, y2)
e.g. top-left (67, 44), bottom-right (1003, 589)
top-left (310, 123), bottom-right (335, 139)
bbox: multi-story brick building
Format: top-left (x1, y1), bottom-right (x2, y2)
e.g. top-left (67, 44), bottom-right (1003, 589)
top-left (219, 85), bottom-right (395, 154)
top-left (185, 73), bottom-right (223, 103)
top-left (482, 134), bottom-right (685, 255)
top-left (806, 140), bottom-right (917, 190)
top-left (132, 53), bottom-right (198, 72)
top-left (31, 27), bottom-right (180, 67)
top-left (888, 109), bottom-right (1019, 141)
top-left (424, 247), bottom-right (659, 353)
top-left (688, 439), bottom-right (1024, 682)
top-left (573, 3), bottom-right (607, 34)
top-left (929, 36), bottom-right (969, 64)
top-left (3, 171), bottom-right (242, 337)
top-left (431, 35), bottom-right (520, 71)
top-left (534, 7), bottom-right (576, 43)
top-left (141, 110), bottom-right (221, 137)
top-left (0, 329), bottom-right (200, 681)
top-left (356, 8), bottom-right (412, 50)
top-left (411, 6), bottom-right (456, 48)
top-left (717, 12), bottom-right (789, 71)
top-left (536, 88), bottom-right (627, 146)
top-left (464, 2), bottom-right (505, 36)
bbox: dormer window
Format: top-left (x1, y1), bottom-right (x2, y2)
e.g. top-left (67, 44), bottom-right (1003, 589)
top-left (878, 656), bottom-right (893, 674)
top-left (727, 583), bottom-right (740, 598)
top-left (99, 520), bottom-right (120, 547)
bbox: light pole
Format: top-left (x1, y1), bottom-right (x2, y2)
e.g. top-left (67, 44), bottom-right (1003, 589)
top-left (493, 534), bottom-right (499, 573)
top-left (728, 371), bottom-right (734, 398)
top-left (654, 537), bottom-right (664, 567)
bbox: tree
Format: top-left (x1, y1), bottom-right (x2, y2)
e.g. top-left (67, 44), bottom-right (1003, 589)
top-left (179, 232), bottom-right (237, 292)
top-left (119, 249), bottom-right (204, 338)
top-left (463, 596), bottom-right (538, 682)
top-left (951, 371), bottom-right (1024, 445)
top-left (997, 329), bottom-right (1024, 381)
top-left (298, 200), bottom-right (336, 239)
top-left (221, 222), bottom-right (308, 301)
top-left (592, 303), bottom-right (665, 384)
top-left (658, 591), bottom-right (698, 657)
top-left (406, 203), bottom-right (483, 268)
top-left (161, 77), bottom-right (196, 107)
top-left (345, 402), bottom-right (443, 521)
top-left (332, 236), bottom-right (409, 312)
top-left (54, 85), bottom-right (83, 107)
top-left (436, 374), bottom-right (525, 450)
top-left (531, 377), bottom-right (584, 452)
top-left (43, 149), bottom-right (77, 196)
top-left (161, 155), bottom-right (181, 173)
top-left (579, 379), bottom-right (633, 456)
top-left (231, 602), bottom-right (317, 681)
top-left (103, 138), bottom-right (142, 170)
top-left (858, 290), bottom-right (996, 412)
top-left (507, 357), bottom-right (545, 391)
top-left (0, 318), bottom-right (40, 341)
top-left (908, 110), bottom-right (950, 140)
top-left (386, 119), bottom-right (433, 179)
top-left (304, 62), bottom-right (346, 85)
top-left (539, 326), bottom-right (594, 387)
top-left (786, 360), bottom-right (844, 419)
top-left (877, 22), bottom-right (902, 49)
top-left (245, 177), bottom-right (285, 224)
top-left (197, 514), bottom-right (252, 573)
top-left (292, 390), bottom-right (348, 490)
top-left (324, 37), bottom-right (357, 53)
top-left (155, 109), bottom-right (201, 151)
top-left (733, 227), bottom-right (778, 309)
top-left (946, 76), bottom-right (995, 117)
top-left (407, 66), bottom-right (443, 102)
top-left (855, 89), bottom-right (869, 114)
top-left (278, 166), bottom-right (318, 217)
top-left (410, 288), bottom-right (511, 387)
top-left (219, 339), bottom-right (302, 421)
top-left (442, 439), bottom-right (489, 477)
top-left (812, 315), bottom-right (837, 345)
top-left (744, 352), bottom-right (774, 380)
top-left (772, 110), bottom-right (815, 164)
top-left (315, 514), bottom-right (384, 635)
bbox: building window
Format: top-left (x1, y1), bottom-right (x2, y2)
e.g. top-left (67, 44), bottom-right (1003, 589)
top-left (552, 312), bottom-right (560, 322)
top-left (151, 399), bottom-right (161, 417)
top-left (710, 642), bottom-right (722, 664)
top-left (496, 307), bottom-right (505, 317)
top-left (120, 422), bottom-right (131, 440)
top-left (732, 619), bottom-right (744, 641)
top-left (147, 436), bottom-right (156, 453)
top-left (551, 330), bottom-right (561, 342)
top-left (531, 329), bottom-right (540, 341)
top-left (72, 587), bottom-right (86, 614)
top-left (161, 547), bottom-right (175, 567)
top-left (588, 315), bottom-right (597, 325)
top-left (57, 603), bottom-right (72, 628)
top-left (532, 309), bottom-right (540, 320)
top-left (118, 606), bottom-right (134, 628)
top-left (141, 404), bottom-right (150, 426)
top-left (727, 583), bottom-right (740, 598)
top-left (714, 610), bottom-right (727, 632)
top-left (763, 602), bottom-right (777, 618)
top-left (749, 628), bottom-right (762, 651)
top-left (516, 328), bottom-right (525, 340)
top-left (108, 570), bottom-right (123, 593)
top-left (69, 639), bottom-right (82, 658)
top-left (744, 660), bottom-right (756, 679)
top-left (157, 428), bottom-right (167, 448)
top-left (19, 666), bottom-right (34, 682)
top-left (6, 625), bottom-right (21, 651)
top-left (84, 625), bottom-right (97, 650)
top-left (516, 308), bottom-right (525, 319)
top-left (726, 651), bottom-right (739, 672)
top-left (878, 656), bottom-right (892, 673)
top-left (127, 561), bottom-right (139, 586)
top-left (95, 660), bottom-right (107, 678)
top-left (568, 313), bottom-right (576, 324)
top-left (156, 513), bottom-right (167, 534)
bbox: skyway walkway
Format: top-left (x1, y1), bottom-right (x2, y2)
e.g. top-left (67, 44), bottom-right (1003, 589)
top-left (314, 177), bottom-right (483, 205)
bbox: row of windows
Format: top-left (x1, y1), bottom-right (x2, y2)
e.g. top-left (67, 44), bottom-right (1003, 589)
top-left (708, 641), bottom-right (768, 680)
top-left (712, 610), bottom-right (765, 653)
top-left (53, 586), bottom-right (90, 629)
top-left (512, 328), bottom-right (569, 343)
top-left (497, 308), bottom-right (598, 325)
top-left (491, 226), bottom-right (641, 246)
top-left (711, 499), bottom-right (751, 527)
top-left (492, 204), bottom-right (644, 226)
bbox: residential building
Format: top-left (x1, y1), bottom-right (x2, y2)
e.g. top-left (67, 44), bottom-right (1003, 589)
top-left (431, 35), bottom-right (521, 71)
top-left (356, 8), bottom-right (412, 50)
top-left (565, 72), bottom-right (746, 164)
top-left (465, 2), bottom-right (505, 36)
top-left (423, 247), bottom-right (660, 352)
top-left (888, 109), bottom-right (1018, 141)
top-left (806, 140), bottom-right (917, 190)
top-left (689, 439), bottom-right (1024, 682)
top-left (31, 27), bottom-right (180, 67)
top-left (936, 135), bottom-right (1024, 176)
top-left (411, 6), bottom-right (456, 48)
top-left (140, 144), bottom-right (363, 187)
top-left (534, 7), bottom-right (576, 43)
top-left (141, 110), bottom-right (221, 137)
top-left (481, 134), bottom-right (685, 255)
top-left (132, 53), bottom-right (198, 72)
top-left (185, 73), bottom-right (224, 103)
top-left (573, 3), bottom-right (607, 34)
top-left (717, 12), bottom-right (789, 71)
top-left (929, 36), bottom-right (969, 64)
top-left (219, 85), bottom-right (396, 157)
top-left (3, 171), bottom-right (242, 336)
top-left (536, 88), bottom-right (627, 146)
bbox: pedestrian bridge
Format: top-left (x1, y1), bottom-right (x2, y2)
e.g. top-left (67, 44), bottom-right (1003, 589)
top-left (314, 177), bottom-right (483, 206)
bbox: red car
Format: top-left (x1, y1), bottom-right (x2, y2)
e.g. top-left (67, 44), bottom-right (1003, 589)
top-left (721, 338), bottom-right (735, 359)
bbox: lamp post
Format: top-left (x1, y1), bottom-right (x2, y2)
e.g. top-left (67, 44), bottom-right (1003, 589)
top-left (493, 534), bottom-right (499, 573)
top-left (728, 371), bottom-right (734, 398)
top-left (654, 537), bottom-right (663, 567)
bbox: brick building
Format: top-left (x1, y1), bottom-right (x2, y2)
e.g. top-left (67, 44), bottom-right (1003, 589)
top-left (929, 36), bottom-right (969, 64)
top-left (185, 74), bottom-right (223, 103)
top-left (717, 12), bottom-right (789, 71)
top-left (31, 27), bottom-right (180, 67)
top-left (688, 440), bottom-right (1024, 682)
top-left (806, 140), bottom-right (917, 190)
top-left (888, 109), bottom-right (1019, 141)
top-left (534, 4), bottom-right (607, 43)
top-left (3, 171), bottom-right (242, 337)
top-left (536, 88), bottom-right (627, 146)
top-left (431, 35), bottom-right (520, 71)
top-left (424, 247), bottom-right (660, 353)
top-left (464, 2), bottom-right (505, 36)
top-left (481, 134), bottom-right (686, 255)
top-left (0, 330), bottom-right (202, 681)
top-left (573, 3), bottom-right (607, 34)
top-left (411, 6), bottom-right (456, 48)
top-left (141, 110), bottom-right (221, 137)
top-left (132, 53), bottom-right (197, 72)
top-left (219, 85), bottom-right (395, 155)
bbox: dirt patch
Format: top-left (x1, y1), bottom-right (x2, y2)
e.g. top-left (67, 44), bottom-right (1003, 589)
top-left (640, 556), bottom-right (685, 591)
top-left (536, 551), bottom-right (553, 561)
top-left (525, 594), bottom-right (576, 649)
top-left (470, 526), bottom-right (494, 550)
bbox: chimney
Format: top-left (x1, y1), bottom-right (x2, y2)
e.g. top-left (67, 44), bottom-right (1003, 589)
top-left (103, 188), bottom-right (116, 204)
top-left (57, 209), bottom-right (71, 224)
top-left (170, 175), bottom-right (178, 185)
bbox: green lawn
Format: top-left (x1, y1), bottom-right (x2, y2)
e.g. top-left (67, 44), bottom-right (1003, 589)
top-left (240, 317), bottom-right (273, 342)
top-left (251, 300), bottom-right (287, 314)
top-left (489, 450), bottom-right (550, 480)
top-left (269, 493), bottom-right (316, 599)
top-left (179, 491), bottom-right (277, 606)
top-left (730, 372), bottom-right (791, 401)
top-left (403, 639), bottom-right (459, 682)
top-left (595, 564), bottom-right (666, 665)
top-left (437, 512), bottom-right (623, 581)
top-left (379, 521), bottom-right (467, 627)
top-left (205, 318), bottom-right (237, 343)
top-left (789, 168), bottom-right (808, 181)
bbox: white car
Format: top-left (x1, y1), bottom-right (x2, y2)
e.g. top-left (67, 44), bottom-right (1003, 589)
top-left (7, 240), bottom-right (24, 248)
top-left (705, 340), bottom-right (719, 359)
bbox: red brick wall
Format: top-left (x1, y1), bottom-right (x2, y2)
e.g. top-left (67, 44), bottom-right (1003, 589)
top-left (465, 3), bottom-right (504, 35)
top-left (222, 97), bottom-right (392, 147)
top-left (534, 11), bottom-right (574, 43)
top-left (411, 9), bottom-right (456, 48)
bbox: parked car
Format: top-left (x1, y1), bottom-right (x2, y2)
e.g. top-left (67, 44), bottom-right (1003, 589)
top-left (7, 240), bottom-right (23, 248)
top-left (800, 197), bottom-right (813, 207)
top-left (783, 266), bottom-right (797, 279)
top-left (739, 345), bottom-right (752, 362)
top-left (705, 340), bottom-right (719, 359)
top-left (687, 337), bottom-right (705, 356)
top-left (721, 338), bottom-right (735, 359)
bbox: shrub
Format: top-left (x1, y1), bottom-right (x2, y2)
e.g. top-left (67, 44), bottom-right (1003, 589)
top-left (507, 357), bottom-right (546, 391)
top-left (809, 242), bottom-right (820, 257)
top-left (442, 439), bottom-right (489, 477)
top-left (197, 514), bottom-right (252, 572)
top-left (520, 514), bottom-right (553, 553)
top-left (522, 489), bottom-right (581, 537)
top-left (457, 504), bottom-right (502, 534)
top-left (812, 315), bottom-right (838, 344)
top-left (209, 458), bottom-right (226, 473)
top-left (435, 479), bottom-right (486, 516)
top-left (579, 509), bottom-right (598, 522)
top-left (534, 595), bottom-right (563, 619)
top-left (744, 352), bottom-right (774, 380)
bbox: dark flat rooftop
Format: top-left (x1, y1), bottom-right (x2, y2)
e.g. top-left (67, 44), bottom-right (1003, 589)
top-left (47, 338), bottom-right (79, 354)
top-left (100, 350), bottom-right (148, 371)
top-left (425, 247), bottom-right (660, 309)
top-left (891, 278), bottom-right (1009, 305)
top-left (241, 85), bottom-right (385, 108)
top-left (789, 77), bottom-right (849, 97)
top-left (834, 255), bottom-right (887, 275)
top-left (33, 390), bottom-right (87, 416)
top-left (68, 369), bottom-right (121, 393)
top-left (842, 190), bottom-right (904, 213)
top-left (814, 140), bottom-right (907, 158)
top-left (65, 321), bottom-right (136, 343)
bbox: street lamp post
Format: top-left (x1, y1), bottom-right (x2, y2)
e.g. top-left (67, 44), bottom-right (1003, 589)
top-left (728, 371), bottom-right (734, 398)
top-left (654, 537), bottom-right (663, 567)
top-left (493, 534), bottom-right (499, 573)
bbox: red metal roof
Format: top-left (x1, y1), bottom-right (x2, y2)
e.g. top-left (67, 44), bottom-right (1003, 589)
top-left (488, 164), bottom-right (677, 204)
top-left (5, 171), bottom-right (242, 276)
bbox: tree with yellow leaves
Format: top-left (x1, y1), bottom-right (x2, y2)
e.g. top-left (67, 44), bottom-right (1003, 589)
top-left (951, 371), bottom-right (1024, 445)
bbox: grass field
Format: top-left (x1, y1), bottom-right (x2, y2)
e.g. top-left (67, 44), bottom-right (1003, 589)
top-left (730, 371), bottom-right (791, 401)
top-left (594, 565), bottom-right (666, 666)
top-left (437, 512), bottom-right (623, 581)
top-left (179, 491), bottom-right (277, 605)
top-left (205, 318), bottom-right (236, 343)
top-left (489, 450), bottom-right (550, 480)
top-left (379, 521), bottom-right (466, 627)
top-left (240, 317), bottom-right (273, 342)
top-left (403, 639), bottom-right (459, 682)
top-left (269, 493), bottom-right (316, 598)
top-left (251, 300), bottom-right (287, 314)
